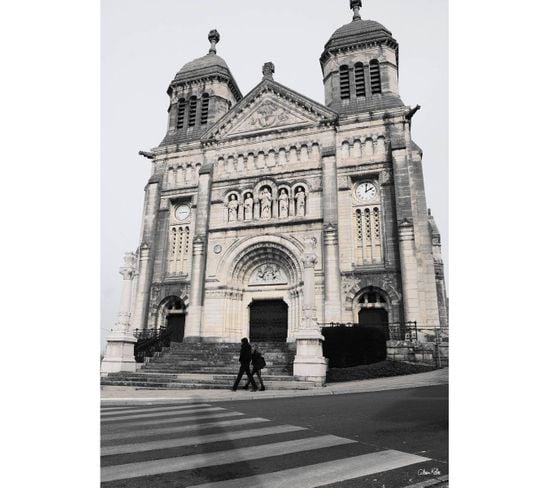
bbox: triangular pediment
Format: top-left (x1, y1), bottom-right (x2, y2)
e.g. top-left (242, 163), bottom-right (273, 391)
top-left (202, 79), bottom-right (337, 142)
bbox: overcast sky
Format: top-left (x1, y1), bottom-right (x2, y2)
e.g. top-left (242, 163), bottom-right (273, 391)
top-left (101, 0), bottom-right (448, 350)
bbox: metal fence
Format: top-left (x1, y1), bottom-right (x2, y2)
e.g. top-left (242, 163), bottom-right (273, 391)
top-left (319, 321), bottom-right (421, 341)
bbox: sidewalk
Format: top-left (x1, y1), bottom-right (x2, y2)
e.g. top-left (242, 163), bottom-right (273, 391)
top-left (101, 368), bottom-right (448, 405)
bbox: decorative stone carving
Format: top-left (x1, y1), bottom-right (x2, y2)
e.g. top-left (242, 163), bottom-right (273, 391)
top-left (382, 273), bottom-right (402, 303)
top-left (259, 187), bottom-right (272, 219)
top-left (250, 101), bottom-right (289, 128)
top-left (295, 187), bottom-right (306, 217)
top-left (227, 194), bottom-right (239, 221)
top-left (262, 62), bottom-right (275, 80)
top-left (341, 274), bottom-right (361, 297)
top-left (119, 252), bottom-right (137, 280)
top-left (301, 237), bottom-right (318, 269)
top-left (243, 192), bottom-right (254, 220)
top-left (249, 264), bottom-right (288, 285)
top-left (279, 189), bottom-right (289, 218)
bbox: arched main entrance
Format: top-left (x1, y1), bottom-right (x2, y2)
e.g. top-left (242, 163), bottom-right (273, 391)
top-left (358, 288), bottom-right (389, 363)
top-left (218, 235), bottom-right (304, 342)
top-left (249, 299), bottom-right (288, 342)
top-left (159, 296), bottom-right (186, 342)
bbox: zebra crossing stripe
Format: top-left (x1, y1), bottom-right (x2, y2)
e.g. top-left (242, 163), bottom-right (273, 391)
top-left (101, 404), bottom-right (213, 417)
top-left (101, 406), bottom-right (225, 422)
top-left (102, 424), bottom-right (306, 456)
top-left (101, 417), bottom-right (270, 442)
top-left (101, 434), bottom-right (356, 482)
top-left (101, 411), bottom-right (244, 430)
top-left (186, 450), bottom-right (432, 488)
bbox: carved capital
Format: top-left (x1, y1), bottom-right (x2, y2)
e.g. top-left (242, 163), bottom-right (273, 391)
top-left (119, 252), bottom-right (136, 280)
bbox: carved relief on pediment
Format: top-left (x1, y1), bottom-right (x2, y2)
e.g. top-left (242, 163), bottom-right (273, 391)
top-left (219, 97), bottom-right (317, 138)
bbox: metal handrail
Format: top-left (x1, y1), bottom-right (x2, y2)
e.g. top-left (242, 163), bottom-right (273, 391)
top-left (133, 327), bottom-right (171, 363)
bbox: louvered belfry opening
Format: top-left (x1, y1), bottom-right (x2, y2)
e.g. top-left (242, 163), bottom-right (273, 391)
top-left (200, 93), bottom-right (210, 125)
top-left (340, 65), bottom-right (350, 100)
top-left (188, 96), bottom-right (198, 127)
top-left (355, 62), bottom-right (366, 97)
top-left (369, 59), bottom-right (382, 94)
top-left (176, 98), bottom-right (186, 129)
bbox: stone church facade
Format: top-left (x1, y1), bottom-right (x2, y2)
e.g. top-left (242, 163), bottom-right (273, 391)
top-left (101, 1), bottom-right (447, 376)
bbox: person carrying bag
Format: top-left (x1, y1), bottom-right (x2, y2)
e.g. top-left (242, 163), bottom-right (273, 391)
top-left (244, 347), bottom-right (266, 391)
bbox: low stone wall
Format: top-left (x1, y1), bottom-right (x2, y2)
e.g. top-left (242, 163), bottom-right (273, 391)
top-left (387, 340), bottom-right (448, 367)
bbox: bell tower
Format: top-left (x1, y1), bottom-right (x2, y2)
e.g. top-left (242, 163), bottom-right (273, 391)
top-left (160, 30), bottom-right (242, 146)
top-left (320, 1), bottom-right (403, 114)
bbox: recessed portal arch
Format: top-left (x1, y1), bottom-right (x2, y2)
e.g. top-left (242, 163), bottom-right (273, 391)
top-left (157, 295), bottom-right (186, 342)
top-left (216, 235), bottom-right (304, 342)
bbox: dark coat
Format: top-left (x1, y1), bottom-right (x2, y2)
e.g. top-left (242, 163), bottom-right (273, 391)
top-left (239, 342), bottom-right (252, 364)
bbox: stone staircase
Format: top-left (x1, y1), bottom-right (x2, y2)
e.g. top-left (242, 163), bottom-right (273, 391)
top-left (101, 341), bottom-right (317, 390)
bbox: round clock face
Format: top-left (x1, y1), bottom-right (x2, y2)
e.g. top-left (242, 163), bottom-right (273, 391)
top-left (175, 204), bottom-right (191, 221)
top-left (356, 182), bottom-right (377, 201)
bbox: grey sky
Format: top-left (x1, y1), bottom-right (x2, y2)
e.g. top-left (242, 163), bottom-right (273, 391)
top-left (101, 0), bottom-right (448, 350)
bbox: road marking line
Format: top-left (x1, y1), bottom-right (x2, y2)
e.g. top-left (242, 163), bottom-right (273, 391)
top-left (101, 407), bottom-right (225, 422)
top-left (187, 450), bottom-right (432, 488)
top-left (102, 424), bottom-right (306, 455)
top-left (101, 435), bottom-right (356, 482)
top-left (101, 417), bottom-right (270, 442)
top-left (101, 412), bottom-right (244, 429)
top-left (101, 404), bottom-right (212, 416)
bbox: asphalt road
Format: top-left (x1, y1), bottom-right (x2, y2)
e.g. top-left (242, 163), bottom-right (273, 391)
top-left (101, 385), bottom-right (448, 487)
top-left (217, 385), bottom-right (449, 487)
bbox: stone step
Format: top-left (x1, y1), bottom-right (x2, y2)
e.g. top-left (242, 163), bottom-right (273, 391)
top-left (149, 359), bottom-right (292, 366)
top-left (101, 380), bottom-right (314, 390)
top-left (140, 365), bottom-right (293, 375)
top-left (126, 339), bottom-right (310, 389)
top-left (105, 372), bottom-right (297, 382)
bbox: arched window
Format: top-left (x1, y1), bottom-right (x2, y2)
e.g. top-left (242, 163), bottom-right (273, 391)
top-left (354, 205), bottom-right (383, 265)
top-left (176, 98), bottom-right (186, 129)
top-left (188, 96), bottom-right (198, 127)
top-left (354, 63), bottom-right (366, 97)
top-left (369, 60), bottom-right (382, 94)
top-left (200, 94), bottom-right (210, 125)
top-left (168, 225), bottom-right (191, 275)
top-left (339, 65), bottom-right (350, 100)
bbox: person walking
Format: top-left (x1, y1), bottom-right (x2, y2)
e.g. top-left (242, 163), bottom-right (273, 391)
top-left (244, 347), bottom-right (266, 391)
top-left (231, 338), bottom-right (258, 392)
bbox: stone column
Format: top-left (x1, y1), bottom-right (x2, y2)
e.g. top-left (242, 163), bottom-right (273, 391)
top-left (101, 252), bottom-right (138, 374)
top-left (398, 219), bottom-right (420, 323)
top-left (130, 242), bottom-right (151, 331)
top-left (293, 237), bottom-right (328, 385)
top-left (184, 164), bottom-right (213, 341)
top-left (321, 147), bottom-right (342, 323)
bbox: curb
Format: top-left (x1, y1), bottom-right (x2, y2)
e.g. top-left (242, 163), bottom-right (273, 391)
top-left (101, 369), bottom-right (448, 405)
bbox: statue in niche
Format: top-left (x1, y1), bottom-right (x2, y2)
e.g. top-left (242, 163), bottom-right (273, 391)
top-left (227, 194), bottom-right (239, 222)
top-left (243, 193), bottom-right (254, 220)
top-left (260, 187), bottom-right (272, 219)
top-left (295, 187), bottom-right (306, 217)
top-left (279, 189), bottom-right (289, 218)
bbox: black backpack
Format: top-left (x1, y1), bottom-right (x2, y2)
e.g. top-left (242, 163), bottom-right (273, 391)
top-left (254, 351), bottom-right (266, 370)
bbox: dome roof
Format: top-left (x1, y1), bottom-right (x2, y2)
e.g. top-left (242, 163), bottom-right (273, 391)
top-left (324, 19), bottom-right (394, 51)
top-left (173, 52), bottom-right (232, 84)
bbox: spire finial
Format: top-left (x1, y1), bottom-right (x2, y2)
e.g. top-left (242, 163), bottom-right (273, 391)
top-left (350, 0), bottom-right (363, 21)
top-left (262, 62), bottom-right (275, 80)
top-left (208, 29), bottom-right (220, 54)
